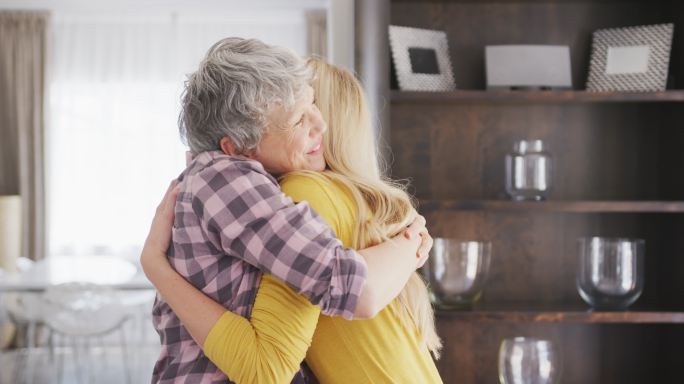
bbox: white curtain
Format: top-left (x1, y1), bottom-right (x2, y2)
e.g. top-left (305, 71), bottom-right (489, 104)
top-left (47, 11), bottom-right (310, 260)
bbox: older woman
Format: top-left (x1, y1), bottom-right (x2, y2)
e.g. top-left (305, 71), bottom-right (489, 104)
top-left (147, 37), bottom-right (432, 383)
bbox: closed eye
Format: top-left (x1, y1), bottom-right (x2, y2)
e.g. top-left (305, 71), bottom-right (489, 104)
top-left (294, 115), bottom-right (305, 127)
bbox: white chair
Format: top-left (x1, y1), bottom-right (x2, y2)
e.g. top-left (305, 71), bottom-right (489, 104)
top-left (0, 267), bottom-right (17, 384)
top-left (0, 267), bottom-right (13, 348)
top-left (2, 257), bottom-right (43, 384)
top-left (15, 257), bottom-right (35, 274)
top-left (3, 257), bottom-right (41, 345)
top-left (41, 283), bottom-right (132, 384)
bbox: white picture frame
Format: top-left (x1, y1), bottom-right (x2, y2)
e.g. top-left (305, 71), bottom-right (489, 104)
top-left (586, 23), bottom-right (674, 92)
top-left (389, 25), bottom-right (456, 91)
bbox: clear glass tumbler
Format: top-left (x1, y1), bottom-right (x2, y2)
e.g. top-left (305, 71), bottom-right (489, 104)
top-left (577, 237), bottom-right (645, 310)
top-left (422, 239), bottom-right (492, 309)
top-left (505, 140), bottom-right (552, 201)
top-left (499, 337), bottom-right (562, 384)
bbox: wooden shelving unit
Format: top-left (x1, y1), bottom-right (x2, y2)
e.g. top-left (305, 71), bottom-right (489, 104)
top-left (389, 0), bottom-right (684, 382)
top-left (419, 200), bottom-right (684, 213)
top-left (391, 90), bottom-right (684, 104)
top-left (436, 310), bottom-right (684, 324)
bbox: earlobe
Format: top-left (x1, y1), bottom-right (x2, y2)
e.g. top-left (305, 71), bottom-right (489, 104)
top-left (219, 137), bottom-right (237, 156)
top-left (242, 145), bottom-right (259, 160)
top-left (242, 149), bottom-right (256, 159)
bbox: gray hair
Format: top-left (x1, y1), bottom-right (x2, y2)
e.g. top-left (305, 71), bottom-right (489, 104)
top-left (179, 37), bottom-right (311, 154)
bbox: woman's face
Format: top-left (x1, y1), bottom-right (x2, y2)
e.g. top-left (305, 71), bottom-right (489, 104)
top-left (252, 85), bottom-right (327, 175)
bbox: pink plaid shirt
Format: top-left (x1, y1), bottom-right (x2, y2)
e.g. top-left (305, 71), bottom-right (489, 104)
top-left (151, 151), bottom-right (367, 383)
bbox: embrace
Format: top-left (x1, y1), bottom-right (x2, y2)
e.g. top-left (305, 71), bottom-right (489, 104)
top-left (140, 37), bottom-right (443, 383)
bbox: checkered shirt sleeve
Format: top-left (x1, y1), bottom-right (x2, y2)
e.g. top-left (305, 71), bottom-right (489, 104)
top-left (191, 157), bottom-right (367, 319)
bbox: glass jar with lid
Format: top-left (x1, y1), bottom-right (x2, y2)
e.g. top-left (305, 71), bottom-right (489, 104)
top-left (505, 139), bottom-right (552, 201)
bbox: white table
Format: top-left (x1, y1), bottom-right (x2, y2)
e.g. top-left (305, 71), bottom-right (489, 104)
top-left (0, 256), bottom-right (153, 293)
top-left (0, 256), bottom-right (154, 384)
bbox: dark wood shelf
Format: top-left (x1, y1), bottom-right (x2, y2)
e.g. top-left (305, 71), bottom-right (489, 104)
top-left (436, 309), bottom-right (684, 323)
top-left (389, 0), bottom-right (684, 381)
top-left (391, 90), bottom-right (684, 104)
top-left (392, 0), bottom-right (638, 3)
top-left (419, 200), bottom-right (684, 213)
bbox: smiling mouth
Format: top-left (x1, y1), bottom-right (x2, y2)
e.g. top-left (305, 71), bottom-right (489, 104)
top-left (308, 143), bottom-right (322, 154)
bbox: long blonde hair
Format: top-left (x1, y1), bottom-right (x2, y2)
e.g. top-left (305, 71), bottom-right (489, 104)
top-left (296, 58), bottom-right (442, 358)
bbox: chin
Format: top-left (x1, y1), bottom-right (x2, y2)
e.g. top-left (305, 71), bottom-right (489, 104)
top-left (313, 159), bottom-right (326, 172)
top-left (302, 155), bottom-right (325, 172)
top-left (304, 163), bottom-right (324, 172)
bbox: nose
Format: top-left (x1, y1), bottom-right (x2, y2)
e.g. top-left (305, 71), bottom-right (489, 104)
top-left (309, 104), bottom-right (327, 136)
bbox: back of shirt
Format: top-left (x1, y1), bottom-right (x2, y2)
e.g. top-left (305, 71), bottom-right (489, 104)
top-left (152, 153), bottom-right (264, 384)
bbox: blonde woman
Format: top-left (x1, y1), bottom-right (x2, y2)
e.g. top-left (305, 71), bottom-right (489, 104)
top-left (142, 58), bottom-right (442, 383)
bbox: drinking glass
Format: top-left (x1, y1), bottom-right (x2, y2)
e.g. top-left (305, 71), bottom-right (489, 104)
top-left (577, 237), bottom-right (644, 310)
top-left (499, 337), bottom-right (562, 384)
top-left (506, 140), bottom-right (552, 201)
top-left (422, 239), bottom-right (491, 309)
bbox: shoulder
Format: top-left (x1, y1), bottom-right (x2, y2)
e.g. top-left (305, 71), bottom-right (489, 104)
top-left (186, 152), bottom-right (280, 198)
top-left (280, 173), bottom-right (345, 204)
top-left (280, 173), bottom-right (356, 238)
top-left (183, 153), bottom-right (291, 221)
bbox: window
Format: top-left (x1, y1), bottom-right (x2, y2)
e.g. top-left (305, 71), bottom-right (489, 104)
top-left (47, 10), bottom-right (312, 260)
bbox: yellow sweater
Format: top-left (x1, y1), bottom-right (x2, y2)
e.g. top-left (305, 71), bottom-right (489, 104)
top-left (204, 173), bottom-right (442, 384)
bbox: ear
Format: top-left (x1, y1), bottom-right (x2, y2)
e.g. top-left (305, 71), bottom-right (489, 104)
top-left (219, 137), bottom-right (238, 156)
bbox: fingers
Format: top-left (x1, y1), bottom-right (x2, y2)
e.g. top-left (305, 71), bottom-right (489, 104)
top-left (417, 231), bottom-right (432, 256)
top-left (403, 214), bottom-right (427, 240)
top-left (400, 213), bottom-right (433, 269)
top-left (141, 180), bottom-right (180, 272)
top-left (416, 232), bottom-right (432, 267)
top-left (416, 232), bottom-right (433, 269)
top-left (157, 180), bottom-right (180, 219)
top-left (164, 180), bottom-right (179, 204)
top-left (166, 184), bottom-right (181, 215)
top-left (147, 180), bottom-right (179, 249)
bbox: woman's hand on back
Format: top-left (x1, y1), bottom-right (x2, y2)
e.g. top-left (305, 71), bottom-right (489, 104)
top-left (355, 212), bottom-right (433, 318)
top-left (401, 213), bottom-right (433, 269)
top-left (140, 180), bottom-right (179, 280)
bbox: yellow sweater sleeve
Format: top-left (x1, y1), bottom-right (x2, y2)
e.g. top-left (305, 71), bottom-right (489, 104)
top-left (203, 174), bottom-right (350, 384)
top-left (204, 274), bottom-right (319, 384)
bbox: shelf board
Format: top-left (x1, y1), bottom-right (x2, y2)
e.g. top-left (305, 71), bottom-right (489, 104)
top-left (392, 0), bottom-right (635, 3)
top-left (391, 90), bottom-right (684, 104)
top-left (419, 200), bottom-right (684, 213)
top-left (436, 309), bottom-right (684, 323)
